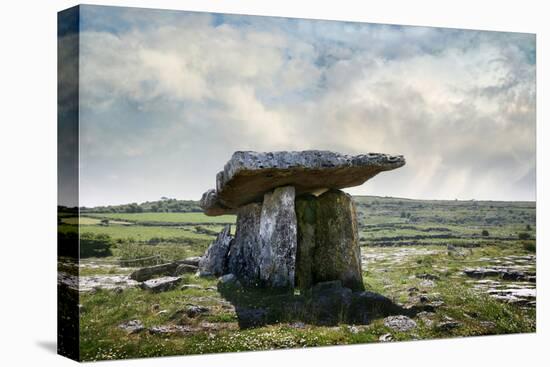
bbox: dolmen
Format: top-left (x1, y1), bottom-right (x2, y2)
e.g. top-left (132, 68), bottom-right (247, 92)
top-left (199, 150), bottom-right (405, 292)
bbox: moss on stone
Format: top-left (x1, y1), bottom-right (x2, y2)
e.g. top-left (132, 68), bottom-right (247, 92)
top-left (295, 194), bottom-right (317, 291)
top-left (313, 189), bottom-right (364, 291)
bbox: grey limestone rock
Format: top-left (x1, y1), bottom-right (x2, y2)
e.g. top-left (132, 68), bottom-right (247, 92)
top-left (258, 186), bottom-right (297, 289)
top-left (140, 276), bottom-right (181, 293)
top-left (313, 189), bottom-right (364, 291)
top-left (198, 224), bottom-right (233, 277)
top-left (118, 319), bottom-right (144, 334)
top-left (129, 262), bottom-right (180, 282)
top-left (174, 264), bottom-right (198, 275)
top-left (201, 150), bottom-right (405, 215)
top-left (226, 203), bottom-right (262, 285)
top-left (295, 194), bottom-right (317, 290)
top-left (383, 315), bottom-right (417, 332)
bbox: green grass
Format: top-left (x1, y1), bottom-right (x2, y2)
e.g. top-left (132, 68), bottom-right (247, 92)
top-left (70, 196), bottom-right (536, 361)
top-left (58, 224), bottom-right (217, 242)
top-left (78, 245), bottom-right (535, 361)
top-left (86, 212), bottom-right (236, 225)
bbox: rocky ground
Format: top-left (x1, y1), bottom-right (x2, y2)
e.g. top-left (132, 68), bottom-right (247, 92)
top-left (58, 243), bottom-right (535, 361)
top-left (59, 195), bottom-right (536, 360)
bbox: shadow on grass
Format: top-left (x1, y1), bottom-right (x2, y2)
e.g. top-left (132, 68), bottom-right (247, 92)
top-left (218, 280), bottom-right (416, 329)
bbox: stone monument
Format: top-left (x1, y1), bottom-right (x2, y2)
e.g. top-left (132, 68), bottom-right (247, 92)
top-left (198, 150), bottom-right (405, 291)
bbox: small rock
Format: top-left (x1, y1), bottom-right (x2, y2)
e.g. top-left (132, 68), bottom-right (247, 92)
top-left (130, 263), bottom-right (179, 282)
top-left (419, 279), bottom-right (435, 288)
top-left (348, 325), bottom-right (360, 334)
top-left (186, 305), bottom-right (210, 318)
top-left (140, 276), bottom-right (181, 293)
top-left (290, 321), bottom-right (306, 329)
top-left (118, 320), bottom-right (144, 334)
top-left (436, 320), bottom-right (462, 331)
top-left (379, 333), bottom-right (393, 342)
top-left (383, 315), bottom-right (417, 332)
top-left (148, 325), bottom-right (174, 335)
top-left (174, 264), bottom-right (198, 275)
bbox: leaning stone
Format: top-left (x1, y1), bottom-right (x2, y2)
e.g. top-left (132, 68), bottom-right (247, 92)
top-left (198, 225), bottom-right (233, 277)
top-left (226, 203), bottom-right (262, 285)
top-left (313, 190), bottom-right (364, 291)
top-left (383, 315), bottom-right (417, 332)
top-left (140, 276), bottom-right (181, 293)
top-left (295, 194), bottom-right (317, 290)
top-left (202, 150), bottom-right (405, 214)
top-left (258, 186), bottom-right (297, 289)
top-left (174, 264), bottom-right (198, 275)
top-left (130, 263), bottom-right (179, 282)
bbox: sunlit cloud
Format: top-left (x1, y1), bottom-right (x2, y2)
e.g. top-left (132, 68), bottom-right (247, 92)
top-left (76, 5), bottom-right (535, 206)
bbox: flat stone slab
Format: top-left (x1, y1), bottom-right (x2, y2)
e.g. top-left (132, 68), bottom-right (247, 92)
top-left (140, 276), bottom-right (181, 292)
top-left (201, 150), bottom-right (405, 215)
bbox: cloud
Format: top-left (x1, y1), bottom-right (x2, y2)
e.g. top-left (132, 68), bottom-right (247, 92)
top-left (76, 6), bottom-right (535, 206)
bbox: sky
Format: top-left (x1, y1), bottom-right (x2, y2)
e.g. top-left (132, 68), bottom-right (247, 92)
top-left (74, 5), bottom-right (535, 207)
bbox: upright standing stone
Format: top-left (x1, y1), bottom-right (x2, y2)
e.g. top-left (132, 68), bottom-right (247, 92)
top-left (295, 194), bottom-right (317, 291)
top-left (258, 186), bottom-right (297, 289)
top-left (198, 225), bottom-right (233, 277)
top-left (313, 189), bottom-right (364, 291)
top-left (227, 203), bottom-right (262, 285)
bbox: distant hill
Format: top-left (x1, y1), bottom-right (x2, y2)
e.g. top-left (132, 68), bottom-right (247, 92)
top-left (77, 195), bottom-right (535, 214)
top-left (80, 198), bottom-right (202, 213)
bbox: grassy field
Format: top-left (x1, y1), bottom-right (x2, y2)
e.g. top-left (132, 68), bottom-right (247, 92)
top-left (58, 196), bottom-right (536, 361)
top-left (85, 212), bottom-right (236, 225)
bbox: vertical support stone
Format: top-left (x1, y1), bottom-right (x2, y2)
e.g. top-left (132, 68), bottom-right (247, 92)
top-left (295, 194), bottom-right (317, 291)
top-left (227, 202), bottom-right (262, 286)
top-left (258, 186), bottom-right (297, 289)
top-left (313, 189), bottom-right (364, 291)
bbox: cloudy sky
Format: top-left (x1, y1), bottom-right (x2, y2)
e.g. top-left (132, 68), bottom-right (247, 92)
top-left (75, 5), bottom-right (535, 207)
